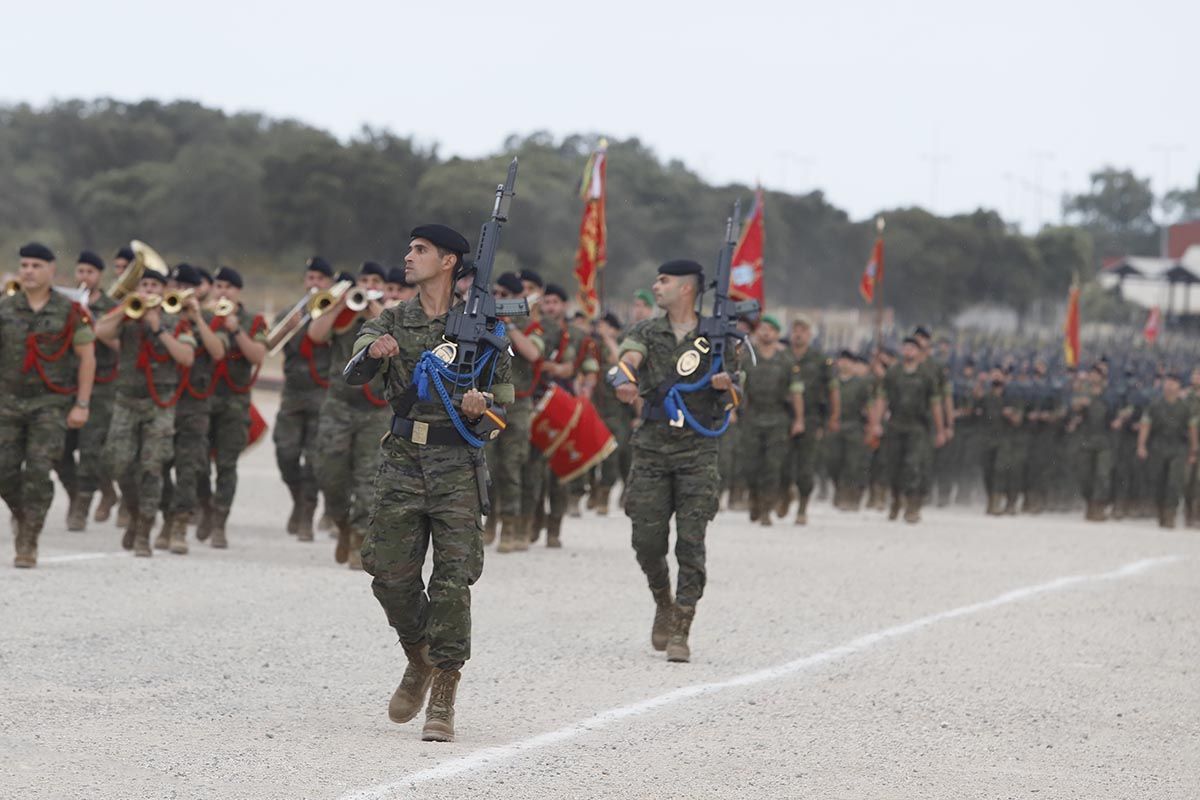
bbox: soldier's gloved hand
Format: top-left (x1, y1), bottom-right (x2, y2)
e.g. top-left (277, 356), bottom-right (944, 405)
top-left (461, 389), bottom-right (488, 420)
top-left (368, 334), bottom-right (399, 359)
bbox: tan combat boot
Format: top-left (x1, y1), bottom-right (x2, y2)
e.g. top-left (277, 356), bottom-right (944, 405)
top-left (334, 519), bottom-right (352, 563)
top-left (650, 587), bottom-right (674, 651)
top-left (868, 483), bottom-right (887, 510)
top-left (285, 485), bottom-right (301, 535)
top-left (512, 516), bottom-right (530, 552)
top-left (1003, 493), bottom-right (1019, 516)
top-left (749, 493), bottom-right (761, 523)
top-left (495, 516), bottom-right (518, 554)
top-left (389, 641), bottom-right (435, 723)
top-left (153, 514), bottom-right (174, 550)
top-left (666, 604), bottom-right (696, 663)
top-left (421, 668), bottom-right (462, 742)
top-left (986, 493), bottom-right (1002, 516)
top-left (169, 513), bottom-right (190, 554)
top-left (348, 530), bottom-right (364, 570)
top-left (13, 516), bottom-right (37, 568)
top-left (210, 510), bottom-right (229, 549)
top-left (903, 493), bottom-right (922, 524)
top-left (546, 516), bottom-right (562, 548)
top-left (94, 483), bottom-right (118, 523)
top-left (116, 496), bottom-right (131, 529)
top-left (888, 493), bottom-right (902, 521)
top-left (296, 498), bottom-right (315, 542)
top-left (594, 485), bottom-right (611, 516)
top-left (67, 492), bottom-right (91, 532)
top-left (728, 486), bottom-right (748, 512)
top-left (847, 488), bottom-right (864, 511)
top-left (133, 516), bottom-right (153, 557)
top-left (121, 518), bottom-right (136, 551)
top-left (318, 511), bottom-right (333, 533)
top-left (774, 486), bottom-right (793, 518)
top-left (483, 513), bottom-right (497, 546)
top-left (195, 497), bottom-right (213, 542)
top-left (794, 493), bottom-right (809, 526)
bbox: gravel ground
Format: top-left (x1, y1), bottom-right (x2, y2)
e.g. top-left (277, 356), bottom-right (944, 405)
top-left (2, 394), bottom-right (1198, 800)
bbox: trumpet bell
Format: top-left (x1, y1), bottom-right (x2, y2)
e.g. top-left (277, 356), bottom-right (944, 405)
top-left (121, 293), bottom-right (163, 320)
top-left (162, 288), bottom-right (195, 315)
top-left (308, 280), bottom-right (353, 319)
top-left (213, 297), bottom-right (237, 317)
top-left (3, 278), bottom-right (20, 296)
top-left (346, 288), bottom-right (384, 312)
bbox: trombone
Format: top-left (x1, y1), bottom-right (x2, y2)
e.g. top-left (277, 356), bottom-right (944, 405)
top-left (266, 288), bottom-right (317, 357)
top-left (120, 293), bottom-right (163, 320)
top-left (162, 288), bottom-right (195, 315)
top-left (309, 280), bottom-right (352, 319)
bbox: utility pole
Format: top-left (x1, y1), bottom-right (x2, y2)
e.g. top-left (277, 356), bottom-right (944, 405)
top-left (920, 152), bottom-right (950, 212)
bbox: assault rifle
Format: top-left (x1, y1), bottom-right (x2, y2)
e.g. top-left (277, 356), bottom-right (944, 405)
top-left (698, 199), bottom-right (759, 372)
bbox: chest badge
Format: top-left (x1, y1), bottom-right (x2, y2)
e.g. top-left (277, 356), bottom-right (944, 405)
top-left (432, 340), bottom-right (458, 364)
top-left (676, 349), bottom-right (702, 377)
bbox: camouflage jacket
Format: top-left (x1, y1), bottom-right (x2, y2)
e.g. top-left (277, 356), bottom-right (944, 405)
top-left (0, 291), bottom-right (94, 400)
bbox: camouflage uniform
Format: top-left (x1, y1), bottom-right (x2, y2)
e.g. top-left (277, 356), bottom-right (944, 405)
top-left (788, 348), bottom-right (834, 504)
top-left (354, 297), bottom-right (513, 668)
top-left (879, 362), bottom-right (938, 507)
top-left (488, 314), bottom-right (541, 544)
top-left (1143, 395), bottom-right (1196, 523)
top-left (522, 320), bottom-right (575, 539)
top-left (206, 306), bottom-right (267, 517)
top-left (592, 340), bottom-right (635, 504)
top-left (0, 292), bottom-right (93, 554)
top-left (1070, 383), bottom-right (1114, 510)
top-left (827, 373), bottom-right (873, 504)
top-left (274, 320), bottom-right (330, 520)
top-left (104, 313), bottom-right (194, 523)
top-left (738, 346), bottom-right (799, 520)
top-left (620, 316), bottom-right (730, 608)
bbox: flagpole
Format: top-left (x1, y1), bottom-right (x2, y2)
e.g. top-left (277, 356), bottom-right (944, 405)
top-left (874, 216), bottom-right (885, 349)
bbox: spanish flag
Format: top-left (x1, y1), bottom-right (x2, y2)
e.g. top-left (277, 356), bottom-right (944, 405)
top-left (1063, 279), bottom-right (1080, 368)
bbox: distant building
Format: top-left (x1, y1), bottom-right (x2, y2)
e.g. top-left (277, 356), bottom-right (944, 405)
top-left (1098, 221), bottom-right (1200, 313)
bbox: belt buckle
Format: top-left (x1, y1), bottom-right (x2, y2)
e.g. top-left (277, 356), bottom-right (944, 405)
top-left (411, 420), bottom-right (429, 445)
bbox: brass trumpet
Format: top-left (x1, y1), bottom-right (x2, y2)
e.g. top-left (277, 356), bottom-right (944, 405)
top-left (212, 297), bottom-right (237, 317)
top-left (108, 240), bottom-right (168, 301)
top-left (308, 280), bottom-right (353, 319)
top-left (162, 288), bottom-right (195, 315)
top-left (4, 278), bottom-right (20, 296)
top-left (121, 293), bottom-right (163, 320)
top-left (346, 287), bottom-right (385, 312)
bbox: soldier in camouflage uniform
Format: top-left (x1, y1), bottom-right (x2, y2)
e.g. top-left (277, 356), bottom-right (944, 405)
top-left (1137, 372), bottom-right (1197, 529)
top-left (95, 261), bottom-right (195, 557)
top-left (737, 315), bottom-right (801, 525)
top-left (156, 264), bottom-right (227, 553)
top-left (828, 350), bottom-right (873, 510)
top-left (348, 224), bottom-right (512, 743)
top-left (198, 266), bottom-right (267, 548)
top-left (273, 257), bottom-right (334, 541)
top-left (870, 336), bottom-right (945, 523)
top-left (1065, 364), bottom-right (1117, 521)
top-left (489, 271), bottom-right (542, 553)
top-left (591, 312), bottom-right (635, 514)
top-left (55, 250), bottom-right (116, 531)
top-left (308, 262), bottom-right (390, 569)
top-left (786, 316), bottom-right (839, 524)
top-left (2, 243), bottom-right (96, 567)
top-left (612, 259), bottom-right (739, 663)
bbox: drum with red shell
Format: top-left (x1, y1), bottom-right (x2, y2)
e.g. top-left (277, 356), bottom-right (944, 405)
top-left (531, 385), bottom-right (617, 482)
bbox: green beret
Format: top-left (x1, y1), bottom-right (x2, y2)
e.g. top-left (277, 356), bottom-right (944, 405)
top-left (634, 289), bottom-right (654, 306)
top-left (761, 314), bottom-right (782, 332)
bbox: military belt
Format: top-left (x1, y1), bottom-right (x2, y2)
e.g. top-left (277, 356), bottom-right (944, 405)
top-left (390, 416), bottom-right (467, 446)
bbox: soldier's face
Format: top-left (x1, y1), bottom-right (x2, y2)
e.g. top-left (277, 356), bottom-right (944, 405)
top-left (138, 277), bottom-right (164, 297)
top-left (113, 257), bottom-right (130, 276)
top-left (1164, 379), bottom-right (1181, 399)
top-left (75, 263), bottom-right (102, 290)
top-left (197, 279), bottom-right (211, 300)
top-left (540, 294), bottom-right (564, 320)
top-left (755, 323), bottom-right (779, 346)
top-left (632, 298), bottom-right (654, 322)
top-left (214, 280), bottom-right (241, 302)
top-left (902, 342), bottom-right (920, 362)
top-left (18, 257), bottom-right (53, 290)
top-left (791, 324), bottom-right (812, 349)
top-left (404, 238), bottom-right (454, 285)
top-left (385, 283), bottom-right (404, 303)
top-left (304, 270), bottom-right (333, 292)
top-left (652, 274), bottom-right (686, 310)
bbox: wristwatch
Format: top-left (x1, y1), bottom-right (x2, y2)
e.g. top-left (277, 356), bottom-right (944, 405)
top-left (75, 400), bottom-right (89, 410)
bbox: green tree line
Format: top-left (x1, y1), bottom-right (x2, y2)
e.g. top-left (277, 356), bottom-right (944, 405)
top-left (1, 98), bottom-right (1190, 323)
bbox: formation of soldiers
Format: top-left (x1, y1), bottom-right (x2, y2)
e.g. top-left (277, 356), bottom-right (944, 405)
top-left (6, 232), bottom-right (1200, 744)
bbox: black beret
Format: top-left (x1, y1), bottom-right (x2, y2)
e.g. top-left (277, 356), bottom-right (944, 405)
top-left (19, 242), bottom-right (55, 262)
top-left (360, 261), bottom-right (387, 280)
top-left (913, 326), bottom-right (932, 339)
top-left (336, 270), bottom-right (356, 284)
top-left (141, 269), bottom-right (167, 285)
top-left (544, 283), bottom-right (569, 301)
top-left (495, 272), bottom-right (523, 294)
top-left (880, 346), bottom-right (897, 358)
top-left (386, 266), bottom-right (410, 286)
top-left (410, 224), bottom-right (470, 255)
top-left (195, 266), bottom-right (213, 283)
top-left (215, 266), bottom-right (243, 289)
top-left (1165, 372), bottom-right (1184, 383)
top-left (306, 256), bottom-right (333, 278)
top-left (77, 250), bottom-right (105, 270)
top-left (902, 336), bottom-right (920, 346)
top-left (171, 263), bottom-right (202, 287)
top-left (519, 269), bottom-right (544, 288)
top-left (602, 311), bottom-right (622, 329)
top-left (658, 259), bottom-right (704, 277)
top-left (838, 349), bottom-right (856, 360)
top-left (114, 246), bottom-right (135, 262)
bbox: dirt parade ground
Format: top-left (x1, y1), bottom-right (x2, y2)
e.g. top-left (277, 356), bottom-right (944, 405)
top-left (1, 395), bottom-right (1198, 800)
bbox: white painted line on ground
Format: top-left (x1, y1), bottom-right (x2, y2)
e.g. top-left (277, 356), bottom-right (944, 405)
top-left (339, 554), bottom-right (1183, 800)
top-left (40, 551), bottom-right (124, 564)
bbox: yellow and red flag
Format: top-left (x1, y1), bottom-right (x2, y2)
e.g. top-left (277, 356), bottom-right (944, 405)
top-left (1063, 279), bottom-right (1081, 367)
top-left (573, 140), bottom-right (607, 319)
top-left (730, 186), bottom-right (766, 307)
top-left (859, 235), bottom-right (884, 304)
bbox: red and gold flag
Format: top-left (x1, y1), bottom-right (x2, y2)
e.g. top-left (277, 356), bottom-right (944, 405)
top-left (730, 187), bottom-right (766, 306)
top-left (859, 236), bottom-right (884, 304)
top-left (1063, 280), bottom-right (1081, 367)
top-left (573, 140), bottom-right (607, 319)
top-left (1143, 305), bottom-right (1161, 345)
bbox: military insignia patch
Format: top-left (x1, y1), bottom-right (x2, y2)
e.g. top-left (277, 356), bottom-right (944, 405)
top-left (676, 349), bottom-right (701, 377)
top-left (432, 341), bottom-right (457, 364)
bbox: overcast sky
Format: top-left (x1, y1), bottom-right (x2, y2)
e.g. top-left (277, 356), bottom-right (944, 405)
top-left (7, 0), bottom-right (1197, 231)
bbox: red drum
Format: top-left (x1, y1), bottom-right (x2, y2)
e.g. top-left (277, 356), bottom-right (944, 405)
top-left (531, 385), bottom-right (617, 482)
top-left (246, 402), bottom-right (269, 452)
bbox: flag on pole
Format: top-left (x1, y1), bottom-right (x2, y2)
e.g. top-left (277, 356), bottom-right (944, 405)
top-left (1063, 280), bottom-right (1081, 367)
top-left (730, 186), bottom-right (765, 307)
top-left (573, 140), bottom-right (607, 319)
top-left (1143, 305), bottom-right (1161, 344)
top-left (858, 235), bottom-right (884, 304)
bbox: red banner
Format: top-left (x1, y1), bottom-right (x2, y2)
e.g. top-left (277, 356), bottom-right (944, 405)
top-left (573, 141), bottom-right (607, 319)
top-left (730, 187), bottom-right (765, 306)
top-left (1063, 282), bottom-right (1081, 368)
top-left (859, 237), bottom-right (884, 304)
top-left (1144, 305), bottom-right (1161, 345)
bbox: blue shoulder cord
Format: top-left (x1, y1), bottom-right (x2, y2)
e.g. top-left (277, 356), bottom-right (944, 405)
top-left (412, 321), bottom-right (506, 449)
top-left (662, 353), bottom-right (732, 438)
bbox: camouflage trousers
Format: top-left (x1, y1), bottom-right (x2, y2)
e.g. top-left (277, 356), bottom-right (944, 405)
top-left (520, 447), bottom-right (568, 525)
top-left (981, 434), bottom-right (1023, 498)
top-left (363, 435), bottom-right (485, 670)
top-left (739, 421), bottom-right (788, 510)
top-left (624, 431), bottom-right (719, 607)
top-left (1149, 447), bottom-right (1188, 515)
top-left (314, 397), bottom-right (388, 534)
top-left (882, 425), bottom-right (932, 497)
top-left (104, 395), bottom-right (175, 520)
top-left (0, 395), bottom-right (70, 536)
top-left (274, 385), bottom-right (325, 506)
top-left (487, 398), bottom-right (530, 518)
top-left (55, 385), bottom-right (115, 497)
top-left (161, 395), bottom-right (211, 516)
top-left (207, 393), bottom-right (250, 513)
top-left (1076, 443), bottom-right (1112, 503)
top-left (789, 424), bottom-right (822, 499)
top-left (597, 418), bottom-right (633, 490)
top-left (827, 424), bottom-right (869, 491)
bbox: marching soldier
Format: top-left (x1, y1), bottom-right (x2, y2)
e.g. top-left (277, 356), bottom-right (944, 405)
top-left (611, 259), bottom-right (739, 663)
top-left (56, 250), bottom-right (119, 530)
top-left (308, 261), bottom-right (389, 569)
top-left (1066, 364), bottom-right (1116, 521)
top-left (631, 288), bottom-right (656, 323)
top-left (348, 224), bottom-right (512, 743)
top-left (786, 315), bottom-right (839, 524)
top-left (591, 312), bottom-right (635, 514)
top-left (738, 315), bottom-right (801, 525)
top-left (112, 245), bottom-right (134, 277)
top-left (94, 259), bottom-right (195, 557)
top-left (157, 264), bottom-right (227, 553)
top-left (870, 336), bottom-right (946, 523)
top-left (198, 267), bottom-right (267, 548)
top-left (2, 244), bottom-right (96, 567)
top-left (828, 350), bottom-right (873, 510)
top-left (1137, 372), bottom-right (1197, 528)
top-left (273, 257), bottom-right (334, 541)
